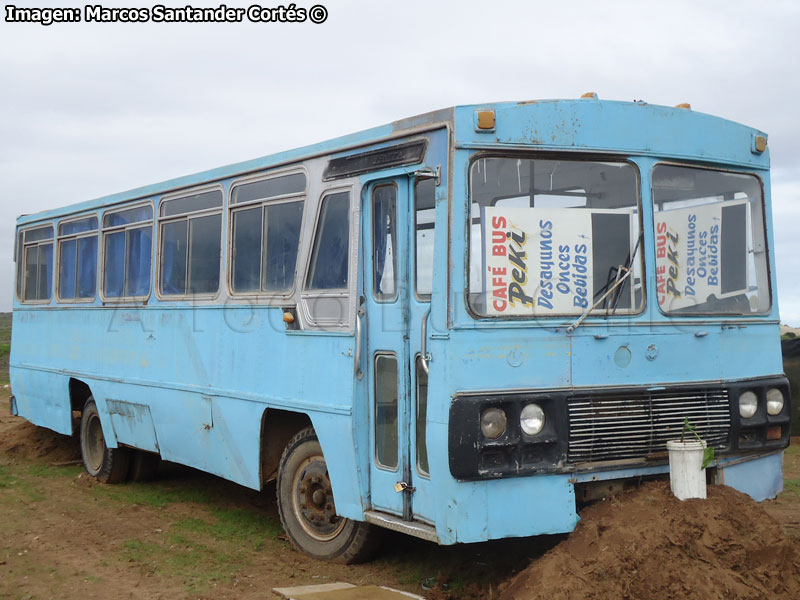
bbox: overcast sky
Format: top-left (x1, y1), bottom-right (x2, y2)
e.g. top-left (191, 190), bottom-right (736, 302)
top-left (1, 0), bottom-right (798, 322)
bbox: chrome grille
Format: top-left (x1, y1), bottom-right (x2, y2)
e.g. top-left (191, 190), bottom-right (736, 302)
top-left (567, 388), bottom-right (730, 463)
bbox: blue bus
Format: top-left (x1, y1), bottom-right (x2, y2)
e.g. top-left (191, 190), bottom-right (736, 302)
top-left (10, 96), bottom-right (791, 563)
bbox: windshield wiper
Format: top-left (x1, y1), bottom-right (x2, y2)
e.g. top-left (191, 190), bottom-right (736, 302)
top-left (608, 233), bottom-right (642, 316)
top-left (566, 266), bottom-right (632, 334)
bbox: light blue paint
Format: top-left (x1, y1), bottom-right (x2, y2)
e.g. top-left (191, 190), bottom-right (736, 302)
top-left (106, 399), bottom-right (160, 453)
top-left (10, 99), bottom-right (788, 548)
top-left (719, 453), bottom-right (784, 501)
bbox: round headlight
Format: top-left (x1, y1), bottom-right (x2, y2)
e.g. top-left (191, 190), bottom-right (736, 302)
top-left (481, 407), bottom-right (507, 439)
top-left (739, 390), bottom-right (758, 419)
top-left (766, 388), bottom-right (785, 416)
top-left (520, 403), bottom-right (545, 436)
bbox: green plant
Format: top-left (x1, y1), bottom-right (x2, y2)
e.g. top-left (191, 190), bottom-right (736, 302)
top-left (680, 417), bottom-right (715, 469)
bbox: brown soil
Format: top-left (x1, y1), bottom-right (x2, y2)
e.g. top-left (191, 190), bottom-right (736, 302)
top-left (0, 415), bottom-right (81, 463)
top-left (499, 481), bottom-right (800, 600)
top-left (0, 407), bottom-right (554, 600)
top-left (3, 404), bottom-right (800, 600)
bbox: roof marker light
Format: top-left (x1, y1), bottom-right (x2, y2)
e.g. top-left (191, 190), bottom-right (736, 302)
top-left (752, 134), bottom-right (768, 154)
top-left (475, 110), bottom-right (495, 131)
top-left (581, 92), bottom-right (598, 99)
top-left (675, 103), bottom-right (692, 109)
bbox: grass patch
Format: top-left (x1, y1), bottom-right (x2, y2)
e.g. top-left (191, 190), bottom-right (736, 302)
top-left (0, 466), bottom-right (46, 503)
top-left (24, 463), bottom-right (83, 478)
top-left (783, 479), bottom-right (800, 496)
top-left (173, 505), bottom-right (282, 550)
top-left (121, 532), bottom-right (241, 595)
top-left (93, 480), bottom-right (212, 508)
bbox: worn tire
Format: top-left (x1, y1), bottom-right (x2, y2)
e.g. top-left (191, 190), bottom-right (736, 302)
top-left (79, 398), bottom-right (131, 484)
top-left (129, 450), bottom-right (161, 482)
top-left (277, 426), bottom-right (379, 564)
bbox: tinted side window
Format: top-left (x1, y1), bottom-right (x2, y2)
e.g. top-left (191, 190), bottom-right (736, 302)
top-left (58, 216), bottom-right (98, 301)
top-left (159, 190), bottom-right (222, 297)
top-left (231, 201), bottom-right (304, 293)
top-left (230, 172), bottom-right (306, 295)
top-left (306, 192), bottom-right (350, 290)
top-left (103, 205), bottom-right (153, 299)
top-left (21, 225), bottom-right (54, 302)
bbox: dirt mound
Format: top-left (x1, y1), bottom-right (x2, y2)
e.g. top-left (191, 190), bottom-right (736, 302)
top-left (499, 481), bottom-right (800, 600)
top-left (0, 414), bottom-right (80, 464)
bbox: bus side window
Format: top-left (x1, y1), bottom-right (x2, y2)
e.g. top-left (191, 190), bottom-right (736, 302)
top-left (159, 189), bottom-right (223, 297)
top-left (230, 172), bottom-right (306, 295)
top-left (306, 192), bottom-right (351, 290)
top-left (20, 225), bottom-right (54, 302)
top-left (58, 216), bottom-right (98, 301)
top-left (102, 205), bottom-right (153, 299)
top-left (415, 179), bottom-right (435, 299)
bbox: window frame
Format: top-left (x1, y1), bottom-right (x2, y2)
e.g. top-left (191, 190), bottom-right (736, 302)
top-left (414, 177), bottom-right (437, 302)
top-left (100, 200), bottom-right (155, 303)
top-left (299, 185), bottom-right (356, 330)
top-left (373, 351), bottom-right (400, 472)
top-left (227, 168), bottom-right (308, 299)
top-left (156, 185), bottom-right (224, 301)
top-left (372, 183), bottom-right (399, 303)
top-left (304, 188), bottom-right (353, 293)
top-left (465, 152), bottom-right (645, 320)
top-left (650, 161), bottom-right (771, 317)
top-left (55, 213), bottom-right (99, 304)
top-left (17, 223), bottom-right (55, 304)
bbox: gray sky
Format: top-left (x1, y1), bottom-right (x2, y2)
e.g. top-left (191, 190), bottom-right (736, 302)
top-left (1, 0), bottom-right (798, 322)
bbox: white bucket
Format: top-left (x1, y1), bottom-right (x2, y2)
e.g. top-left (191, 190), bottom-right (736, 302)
top-left (666, 440), bottom-right (707, 500)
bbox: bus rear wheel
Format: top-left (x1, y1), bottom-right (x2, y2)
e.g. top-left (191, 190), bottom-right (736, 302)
top-left (277, 426), bottom-right (379, 564)
top-left (79, 398), bottom-right (130, 483)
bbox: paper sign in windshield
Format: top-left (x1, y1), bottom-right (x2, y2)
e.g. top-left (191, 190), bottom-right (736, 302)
top-left (655, 200), bottom-right (748, 311)
top-left (483, 207), bottom-right (602, 316)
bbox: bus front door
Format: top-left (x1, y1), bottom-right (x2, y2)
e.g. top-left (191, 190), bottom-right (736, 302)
top-left (362, 176), bottom-right (434, 525)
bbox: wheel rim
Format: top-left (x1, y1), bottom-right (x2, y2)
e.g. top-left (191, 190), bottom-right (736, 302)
top-left (84, 413), bottom-right (106, 473)
top-left (291, 453), bottom-right (346, 541)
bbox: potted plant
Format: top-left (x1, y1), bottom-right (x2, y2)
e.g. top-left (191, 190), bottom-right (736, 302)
top-left (666, 418), bottom-right (715, 500)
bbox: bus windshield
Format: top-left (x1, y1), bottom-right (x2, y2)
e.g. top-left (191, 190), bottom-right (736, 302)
top-left (652, 165), bottom-right (770, 315)
top-left (468, 157), bottom-right (643, 317)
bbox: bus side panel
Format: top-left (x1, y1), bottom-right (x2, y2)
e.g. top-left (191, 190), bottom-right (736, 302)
top-left (9, 367), bottom-right (72, 436)
top-left (9, 311), bottom-right (73, 435)
top-left (9, 307), bottom-right (366, 512)
top-left (309, 413), bottom-right (365, 520)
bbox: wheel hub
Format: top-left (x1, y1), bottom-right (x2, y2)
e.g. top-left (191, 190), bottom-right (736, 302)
top-left (85, 414), bottom-right (105, 472)
top-left (295, 458), bottom-right (344, 540)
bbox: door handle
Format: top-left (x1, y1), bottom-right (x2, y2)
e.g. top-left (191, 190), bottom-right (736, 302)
top-left (355, 303), bottom-right (365, 380)
top-left (420, 307), bottom-right (432, 375)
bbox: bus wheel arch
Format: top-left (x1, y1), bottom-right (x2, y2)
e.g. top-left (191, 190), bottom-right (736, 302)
top-left (79, 397), bottom-right (130, 483)
top-left (68, 378), bottom-right (92, 435)
top-left (259, 409), bottom-right (313, 485)
top-left (276, 426), bottom-right (379, 564)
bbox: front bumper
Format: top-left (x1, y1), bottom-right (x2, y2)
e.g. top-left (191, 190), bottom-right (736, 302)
top-left (449, 375), bottom-right (791, 481)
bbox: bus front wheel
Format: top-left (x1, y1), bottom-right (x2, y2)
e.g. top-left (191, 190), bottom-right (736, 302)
top-left (277, 426), bottom-right (379, 564)
top-left (79, 398), bottom-right (130, 483)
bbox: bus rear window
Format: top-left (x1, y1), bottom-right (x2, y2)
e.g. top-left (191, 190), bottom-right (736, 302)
top-left (468, 157), bottom-right (642, 318)
top-left (21, 225), bottom-right (54, 302)
top-left (652, 165), bottom-right (770, 315)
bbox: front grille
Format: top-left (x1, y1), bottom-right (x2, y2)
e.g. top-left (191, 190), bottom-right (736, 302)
top-left (567, 388), bottom-right (730, 463)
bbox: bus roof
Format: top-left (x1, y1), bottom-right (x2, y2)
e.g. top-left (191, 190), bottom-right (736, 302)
top-left (16, 98), bottom-right (769, 226)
